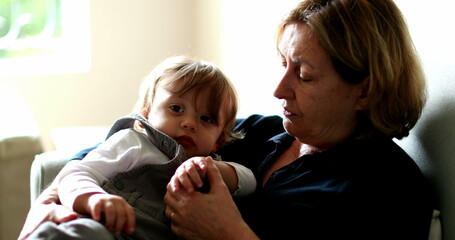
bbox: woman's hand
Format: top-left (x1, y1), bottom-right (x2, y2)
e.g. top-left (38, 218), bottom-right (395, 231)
top-left (164, 157), bottom-right (259, 240)
top-left (18, 184), bottom-right (78, 240)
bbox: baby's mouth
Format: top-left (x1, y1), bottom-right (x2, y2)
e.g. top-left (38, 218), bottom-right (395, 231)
top-left (175, 135), bottom-right (195, 148)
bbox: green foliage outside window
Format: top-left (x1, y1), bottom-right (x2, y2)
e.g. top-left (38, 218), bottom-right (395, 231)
top-left (0, 0), bottom-right (62, 58)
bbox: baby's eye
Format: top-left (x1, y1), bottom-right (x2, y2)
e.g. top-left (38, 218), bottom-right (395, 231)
top-left (170, 105), bottom-right (184, 113)
top-left (200, 115), bottom-right (215, 124)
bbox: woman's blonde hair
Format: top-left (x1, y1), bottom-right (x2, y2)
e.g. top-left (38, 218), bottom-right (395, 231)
top-left (134, 56), bottom-right (241, 147)
top-left (277, 0), bottom-right (426, 139)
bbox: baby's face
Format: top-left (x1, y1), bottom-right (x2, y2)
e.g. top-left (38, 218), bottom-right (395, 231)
top-left (146, 82), bottom-right (226, 157)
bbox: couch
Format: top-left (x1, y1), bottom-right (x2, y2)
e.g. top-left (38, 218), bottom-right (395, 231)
top-left (393, 64), bottom-right (455, 240)
top-left (0, 135), bottom-right (42, 240)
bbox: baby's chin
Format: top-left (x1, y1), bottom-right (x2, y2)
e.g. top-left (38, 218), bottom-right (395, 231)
top-left (184, 148), bottom-right (212, 159)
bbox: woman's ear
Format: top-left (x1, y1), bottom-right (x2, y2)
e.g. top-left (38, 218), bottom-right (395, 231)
top-left (355, 76), bottom-right (370, 110)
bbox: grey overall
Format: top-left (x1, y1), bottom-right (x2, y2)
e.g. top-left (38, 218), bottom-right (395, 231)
top-left (28, 114), bottom-right (187, 240)
top-left (103, 113), bottom-right (186, 240)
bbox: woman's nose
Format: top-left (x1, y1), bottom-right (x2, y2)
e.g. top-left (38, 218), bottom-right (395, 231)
top-left (273, 68), bottom-right (294, 100)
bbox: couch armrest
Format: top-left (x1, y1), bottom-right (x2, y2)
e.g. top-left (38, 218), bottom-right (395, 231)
top-left (30, 151), bottom-right (71, 203)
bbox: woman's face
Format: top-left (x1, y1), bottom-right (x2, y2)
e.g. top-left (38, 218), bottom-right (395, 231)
top-left (274, 22), bottom-right (367, 149)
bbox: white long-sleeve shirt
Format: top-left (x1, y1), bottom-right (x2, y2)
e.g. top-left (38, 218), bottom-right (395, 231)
top-left (57, 129), bottom-right (256, 210)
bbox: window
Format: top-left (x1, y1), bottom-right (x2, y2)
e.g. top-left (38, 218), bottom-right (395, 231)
top-left (219, 1), bottom-right (300, 117)
top-left (0, 0), bottom-right (90, 75)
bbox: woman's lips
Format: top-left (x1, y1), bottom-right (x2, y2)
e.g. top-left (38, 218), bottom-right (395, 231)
top-left (175, 135), bottom-right (195, 148)
top-left (283, 107), bottom-right (296, 118)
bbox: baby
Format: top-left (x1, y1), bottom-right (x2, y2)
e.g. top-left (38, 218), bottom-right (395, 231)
top-left (30, 56), bottom-right (255, 240)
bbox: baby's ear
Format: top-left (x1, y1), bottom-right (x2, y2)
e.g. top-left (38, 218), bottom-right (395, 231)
top-left (139, 109), bottom-right (150, 128)
top-left (140, 106), bottom-right (150, 120)
top-left (211, 143), bottom-right (220, 153)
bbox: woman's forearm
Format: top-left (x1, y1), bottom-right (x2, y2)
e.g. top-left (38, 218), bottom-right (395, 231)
top-left (18, 184), bottom-right (78, 240)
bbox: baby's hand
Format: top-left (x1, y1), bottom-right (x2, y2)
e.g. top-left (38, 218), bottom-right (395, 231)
top-left (173, 156), bottom-right (211, 193)
top-left (87, 193), bottom-right (135, 235)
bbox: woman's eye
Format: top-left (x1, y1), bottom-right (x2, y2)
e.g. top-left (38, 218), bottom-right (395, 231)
top-left (170, 105), bottom-right (183, 113)
top-left (200, 115), bottom-right (214, 124)
top-left (299, 72), bottom-right (313, 82)
top-left (299, 77), bottom-right (313, 82)
top-left (298, 68), bottom-right (313, 82)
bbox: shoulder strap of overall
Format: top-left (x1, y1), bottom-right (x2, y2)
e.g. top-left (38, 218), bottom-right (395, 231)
top-left (105, 113), bottom-right (186, 160)
top-left (105, 113), bottom-right (147, 140)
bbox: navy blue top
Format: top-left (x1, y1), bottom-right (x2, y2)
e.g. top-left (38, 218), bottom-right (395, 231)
top-left (219, 114), bottom-right (434, 240)
top-left (73, 114), bottom-right (434, 240)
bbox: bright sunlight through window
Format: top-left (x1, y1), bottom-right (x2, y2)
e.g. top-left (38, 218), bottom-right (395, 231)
top-left (0, 0), bottom-right (90, 76)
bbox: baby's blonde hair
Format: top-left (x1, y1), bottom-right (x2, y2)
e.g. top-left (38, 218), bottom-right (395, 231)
top-left (134, 56), bottom-right (241, 147)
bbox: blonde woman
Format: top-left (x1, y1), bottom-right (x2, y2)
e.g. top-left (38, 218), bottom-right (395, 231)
top-left (165, 1), bottom-right (432, 239)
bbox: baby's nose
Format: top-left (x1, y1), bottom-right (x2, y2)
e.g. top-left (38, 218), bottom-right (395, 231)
top-left (181, 118), bottom-right (197, 131)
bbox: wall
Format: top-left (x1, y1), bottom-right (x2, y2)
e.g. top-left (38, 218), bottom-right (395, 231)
top-left (394, 1), bottom-right (455, 239)
top-left (218, 1), bottom-right (301, 118)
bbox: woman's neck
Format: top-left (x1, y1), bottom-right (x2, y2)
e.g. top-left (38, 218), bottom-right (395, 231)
top-left (261, 139), bottom-right (320, 186)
